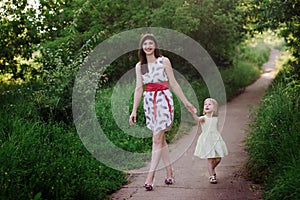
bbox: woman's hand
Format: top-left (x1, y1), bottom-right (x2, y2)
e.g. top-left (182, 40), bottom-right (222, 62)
top-left (129, 111), bottom-right (137, 126)
top-left (185, 101), bottom-right (197, 114)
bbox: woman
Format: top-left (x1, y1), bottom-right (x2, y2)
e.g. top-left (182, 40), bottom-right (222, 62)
top-left (129, 33), bottom-right (196, 191)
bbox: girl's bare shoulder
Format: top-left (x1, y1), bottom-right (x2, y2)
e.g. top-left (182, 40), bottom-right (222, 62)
top-left (199, 116), bottom-right (206, 123)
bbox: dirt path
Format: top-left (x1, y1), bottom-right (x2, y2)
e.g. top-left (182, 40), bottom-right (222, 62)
top-left (111, 47), bottom-right (281, 200)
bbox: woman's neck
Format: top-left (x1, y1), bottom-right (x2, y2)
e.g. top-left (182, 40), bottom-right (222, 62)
top-left (146, 55), bottom-right (156, 63)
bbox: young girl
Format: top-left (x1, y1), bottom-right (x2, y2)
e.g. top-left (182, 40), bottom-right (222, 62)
top-left (193, 98), bottom-right (228, 184)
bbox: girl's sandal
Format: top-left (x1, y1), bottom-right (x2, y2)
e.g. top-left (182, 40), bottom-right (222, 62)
top-left (209, 176), bottom-right (217, 184)
top-left (144, 184), bottom-right (154, 191)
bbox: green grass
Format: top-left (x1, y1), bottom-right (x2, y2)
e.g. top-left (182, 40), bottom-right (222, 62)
top-left (245, 60), bottom-right (300, 199)
top-left (0, 83), bottom-right (127, 200)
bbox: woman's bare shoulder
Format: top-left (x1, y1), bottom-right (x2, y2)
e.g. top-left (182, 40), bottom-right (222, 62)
top-left (136, 62), bottom-right (141, 67)
top-left (162, 56), bottom-right (171, 64)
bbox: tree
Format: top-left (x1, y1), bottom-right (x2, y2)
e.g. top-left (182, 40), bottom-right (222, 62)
top-left (0, 0), bottom-right (41, 79)
top-left (246, 0), bottom-right (300, 75)
top-left (186, 0), bottom-right (247, 67)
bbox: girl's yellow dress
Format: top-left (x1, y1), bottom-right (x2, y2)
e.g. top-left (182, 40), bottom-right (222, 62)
top-left (194, 116), bottom-right (228, 159)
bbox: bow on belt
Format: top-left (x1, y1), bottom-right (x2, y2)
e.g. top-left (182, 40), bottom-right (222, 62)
top-left (145, 81), bottom-right (172, 121)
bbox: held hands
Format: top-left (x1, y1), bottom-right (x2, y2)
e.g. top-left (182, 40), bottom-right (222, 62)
top-left (185, 101), bottom-right (197, 114)
top-left (129, 111), bottom-right (137, 126)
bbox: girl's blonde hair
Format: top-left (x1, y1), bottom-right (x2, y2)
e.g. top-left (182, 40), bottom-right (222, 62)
top-left (203, 98), bottom-right (218, 116)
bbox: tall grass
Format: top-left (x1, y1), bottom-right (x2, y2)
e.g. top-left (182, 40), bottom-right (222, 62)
top-left (0, 83), bottom-right (127, 200)
top-left (245, 61), bottom-right (300, 199)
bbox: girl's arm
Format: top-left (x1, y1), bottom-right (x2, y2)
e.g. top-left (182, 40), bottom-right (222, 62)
top-left (163, 57), bottom-right (197, 114)
top-left (129, 63), bottom-right (143, 126)
top-left (192, 113), bottom-right (199, 122)
top-left (192, 114), bottom-right (205, 124)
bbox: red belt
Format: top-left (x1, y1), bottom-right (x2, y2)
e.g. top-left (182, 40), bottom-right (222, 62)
top-left (145, 81), bottom-right (172, 121)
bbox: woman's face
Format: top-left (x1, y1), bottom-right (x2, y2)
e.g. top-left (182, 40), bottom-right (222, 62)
top-left (142, 39), bottom-right (155, 55)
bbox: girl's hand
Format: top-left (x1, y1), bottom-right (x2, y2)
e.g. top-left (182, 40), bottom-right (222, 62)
top-left (192, 113), bottom-right (200, 122)
top-left (129, 112), bottom-right (137, 126)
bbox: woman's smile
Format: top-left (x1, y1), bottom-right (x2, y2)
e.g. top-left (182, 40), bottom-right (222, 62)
top-left (143, 39), bottom-right (155, 55)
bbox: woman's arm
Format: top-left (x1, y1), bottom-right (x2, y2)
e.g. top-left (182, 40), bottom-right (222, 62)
top-left (163, 57), bottom-right (197, 114)
top-left (129, 63), bottom-right (143, 125)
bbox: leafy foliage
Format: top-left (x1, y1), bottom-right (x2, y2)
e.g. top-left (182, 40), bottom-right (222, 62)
top-left (246, 0), bottom-right (300, 76)
top-left (187, 0), bottom-right (247, 66)
top-left (0, 0), bottom-right (41, 79)
top-left (1, 0), bottom-right (249, 81)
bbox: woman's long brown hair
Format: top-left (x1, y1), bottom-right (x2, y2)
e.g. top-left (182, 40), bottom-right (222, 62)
top-left (138, 34), bottom-right (161, 74)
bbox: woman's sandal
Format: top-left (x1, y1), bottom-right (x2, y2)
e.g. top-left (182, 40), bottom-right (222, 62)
top-left (165, 174), bottom-right (175, 185)
top-left (209, 175), bottom-right (217, 184)
top-left (144, 183), bottom-right (154, 191)
top-left (165, 170), bottom-right (175, 185)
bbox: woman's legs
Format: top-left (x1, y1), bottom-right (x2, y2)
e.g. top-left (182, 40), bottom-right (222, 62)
top-left (145, 130), bottom-right (165, 184)
top-left (161, 134), bottom-right (173, 178)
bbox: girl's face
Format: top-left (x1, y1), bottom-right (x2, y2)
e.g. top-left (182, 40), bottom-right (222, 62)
top-left (204, 100), bottom-right (215, 114)
top-left (142, 39), bottom-right (155, 55)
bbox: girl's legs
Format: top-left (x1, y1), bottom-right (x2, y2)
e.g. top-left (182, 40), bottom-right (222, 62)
top-left (207, 158), bottom-right (222, 175)
top-left (207, 158), bottom-right (215, 176)
top-left (208, 158), bottom-right (218, 183)
top-left (145, 130), bottom-right (165, 185)
top-left (212, 158), bottom-right (221, 175)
